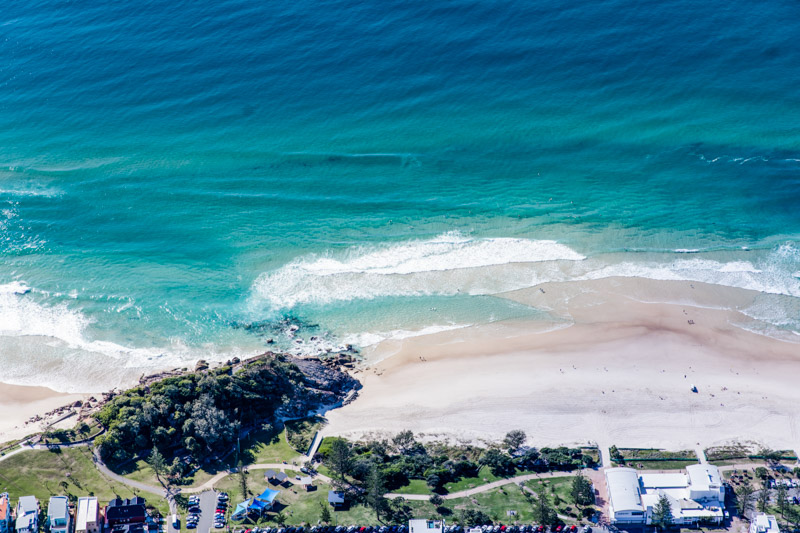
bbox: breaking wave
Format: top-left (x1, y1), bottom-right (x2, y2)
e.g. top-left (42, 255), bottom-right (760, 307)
top-left (250, 233), bottom-right (586, 308)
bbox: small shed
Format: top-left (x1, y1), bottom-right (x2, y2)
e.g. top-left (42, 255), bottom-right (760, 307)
top-left (327, 491), bottom-right (345, 509)
top-left (298, 476), bottom-right (314, 491)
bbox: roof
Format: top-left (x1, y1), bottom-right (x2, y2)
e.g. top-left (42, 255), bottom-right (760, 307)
top-left (48, 497), bottom-right (69, 520)
top-left (639, 473), bottom-right (687, 489)
top-left (106, 498), bottom-right (146, 523)
top-left (299, 476), bottom-right (313, 485)
top-left (264, 469), bottom-right (277, 479)
top-left (256, 489), bottom-right (279, 503)
top-left (686, 464), bottom-right (722, 488)
top-left (275, 472), bottom-right (289, 481)
top-left (77, 497), bottom-right (99, 531)
top-left (753, 513), bottom-right (780, 533)
top-left (18, 496), bottom-right (37, 515)
top-left (0, 493), bottom-right (9, 521)
top-left (605, 468), bottom-right (643, 513)
top-left (328, 491), bottom-right (345, 504)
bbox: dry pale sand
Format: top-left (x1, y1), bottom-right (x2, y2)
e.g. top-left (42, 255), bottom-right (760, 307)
top-left (0, 383), bottom-right (88, 443)
top-left (325, 277), bottom-right (800, 453)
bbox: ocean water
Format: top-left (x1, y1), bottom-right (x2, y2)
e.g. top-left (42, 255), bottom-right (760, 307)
top-left (1, 0), bottom-right (799, 392)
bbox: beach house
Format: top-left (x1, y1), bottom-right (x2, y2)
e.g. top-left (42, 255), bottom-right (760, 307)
top-left (605, 465), bottom-right (726, 526)
top-left (0, 493), bottom-right (12, 533)
top-left (76, 497), bottom-right (101, 533)
top-left (16, 496), bottom-right (39, 533)
top-left (750, 513), bottom-right (780, 533)
top-left (48, 496), bottom-right (72, 533)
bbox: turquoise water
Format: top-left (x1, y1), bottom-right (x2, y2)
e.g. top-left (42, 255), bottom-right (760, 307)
top-left (1, 0), bottom-right (799, 391)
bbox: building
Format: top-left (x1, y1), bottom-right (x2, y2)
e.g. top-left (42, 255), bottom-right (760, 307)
top-left (409, 520), bottom-right (445, 533)
top-left (605, 468), bottom-right (645, 524)
top-left (327, 491), bottom-right (345, 509)
top-left (605, 465), bottom-right (725, 526)
top-left (750, 513), bottom-right (780, 533)
top-left (298, 476), bottom-right (314, 491)
top-left (76, 497), bottom-right (101, 533)
top-left (105, 497), bottom-right (149, 533)
top-left (48, 496), bottom-right (72, 533)
top-left (16, 496), bottom-right (39, 533)
top-left (0, 493), bottom-right (12, 533)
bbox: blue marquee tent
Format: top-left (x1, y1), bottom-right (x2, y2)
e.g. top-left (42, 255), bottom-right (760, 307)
top-left (231, 489), bottom-right (281, 521)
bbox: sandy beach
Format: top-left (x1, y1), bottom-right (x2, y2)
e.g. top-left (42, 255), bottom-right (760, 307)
top-left (325, 277), bottom-right (800, 453)
top-left (0, 383), bottom-right (89, 443)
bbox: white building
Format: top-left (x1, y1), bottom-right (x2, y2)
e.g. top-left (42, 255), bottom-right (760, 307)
top-left (750, 513), bottom-right (780, 533)
top-left (605, 465), bottom-right (726, 526)
top-left (605, 468), bottom-right (646, 524)
top-left (76, 497), bottom-right (101, 533)
top-left (409, 519), bottom-right (445, 533)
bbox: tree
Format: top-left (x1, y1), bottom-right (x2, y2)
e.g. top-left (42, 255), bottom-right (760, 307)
top-left (329, 438), bottom-right (352, 489)
top-left (503, 430), bottom-right (527, 453)
top-left (531, 491), bottom-right (556, 525)
top-left (429, 494), bottom-right (444, 506)
top-left (757, 486), bottom-right (770, 513)
top-left (652, 494), bottom-right (673, 531)
top-left (366, 462), bottom-right (386, 519)
top-left (147, 446), bottom-right (168, 488)
top-left (736, 481), bottom-right (755, 518)
top-left (755, 467), bottom-right (769, 480)
top-left (319, 501), bottom-right (332, 524)
top-left (479, 449), bottom-right (516, 477)
top-left (392, 431), bottom-right (416, 454)
top-left (238, 461), bottom-right (249, 499)
top-left (776, 482), bottom-right (788, 518)
top-left (571, 473), bottom-right (595, 508)
top-left (609, 445), bottom-right (624, 464)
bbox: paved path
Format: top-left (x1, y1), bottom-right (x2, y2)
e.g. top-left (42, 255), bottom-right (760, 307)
top-left (385, 470), bottom-right (579, 501)
top-left (181, 463), bottom-right (333, 494)
top-left (695, 445), bottom-right (708, 464)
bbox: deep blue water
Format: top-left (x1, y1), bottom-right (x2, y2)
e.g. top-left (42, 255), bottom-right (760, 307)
top-left (1, 0), bottom-right (799, 391)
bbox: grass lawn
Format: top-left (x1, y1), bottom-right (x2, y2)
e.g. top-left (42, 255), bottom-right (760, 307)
top-left (444, 466), bottom-right (502, 493)
top-left (391, 479), bottom-right (431, 495)
top-left (403, 480), bottom-right (594, 525)
top-left (241, 428), bottom-right (302, 465)
top-left (124, 458), bottom-right (230, 488)
top-left (0, 446), bottom-right (170, 517)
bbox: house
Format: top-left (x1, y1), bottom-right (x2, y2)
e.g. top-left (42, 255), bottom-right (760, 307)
top-left (750, 513), bottom-right (780, 533)
top-left (16, 496), bottom-right (39, 533)
top-left (105, 496), bottom-right (150, 533)
top-left (327, 491), bottom-right (345, 509)
top-left (76, 497), bottom-right (101, 533)
top-left (605, 465), bottom-right (726, 526)
top-left (409, 520), bottom-right (445, 533)
top-left (48, 496), bottom-right (72, 533)
top-left (298, 476), bottom-right (314, 491)
top-left (0, 493), bottom-right (12, 533)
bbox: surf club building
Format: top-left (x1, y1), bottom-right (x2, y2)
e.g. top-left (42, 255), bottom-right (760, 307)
top-left (605, 464), bottom-right (726, 526)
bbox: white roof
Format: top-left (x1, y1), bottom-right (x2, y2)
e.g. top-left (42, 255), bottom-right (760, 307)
top-left (686, 464), bottom-right (722, 488)
top-left (639, 473), bottom-right (687, 489)
top-left (299, 476), bottom-right (313, 485)
top-left (77, 497), bottom-right (98, 531)
top-left (606, 467), bottom-right (643, 512)
top-left (752, 513), bottom-right (780, 533)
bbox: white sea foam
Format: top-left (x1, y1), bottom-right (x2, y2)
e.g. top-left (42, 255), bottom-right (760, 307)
top-left (0, 283), bottom-right (251, 392)
top-left (251, 233), bottom-right (586, 308)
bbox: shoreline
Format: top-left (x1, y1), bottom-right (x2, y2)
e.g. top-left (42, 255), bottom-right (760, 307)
top-left (3, 277), bottom-right (800, 453)
top-left (325, 277), bottom-right (800, 452)
top-left (0, 383), bottom-right (89, 443)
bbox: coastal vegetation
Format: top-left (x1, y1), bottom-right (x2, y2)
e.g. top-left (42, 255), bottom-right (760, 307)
top-left (317, 431), bottom-right (596, 499)
top-left (93, 354), bottom-right (357, 468)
